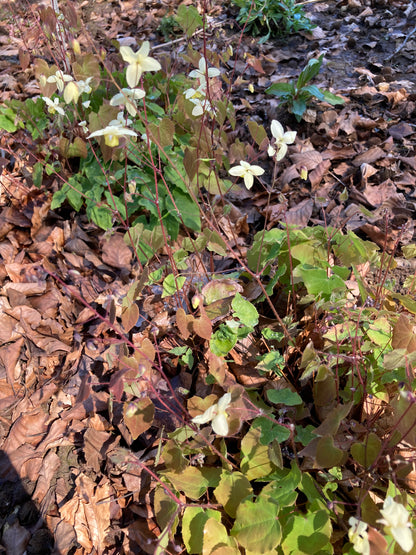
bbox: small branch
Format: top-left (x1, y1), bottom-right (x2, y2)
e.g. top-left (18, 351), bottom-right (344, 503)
top-left (386, 24), bottom-right (416, 62)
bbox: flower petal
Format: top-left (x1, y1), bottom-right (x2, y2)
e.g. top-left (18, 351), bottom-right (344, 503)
top-left (275, 144), bottom-right (288, 162)
top-left (126, 64), bottom-right (141, 88)
top-left (192, 404), bottom-right (217, 424)
top-left (283, 131), bottom-right (297, 144)
top-left (243, 173), bottom-right (254, 189)
top-left (212, 413), bottom-right (229, 436)
top-left (271, 120), bottom-right (284, 140)
top-left (249, 165), bottom-right (265, 176)
top-left (391, 527), bottom-right (414, 552)
top-left (217, 393), bottom-right (232, 412)
top-left (140, 58), bottom-right (162, 72)
top-left (120, 46), bottom-right (137, 64)
top-left (138, 41), bottom-right (150, 58)
top-left (229, 166), bottom-right (245, 177)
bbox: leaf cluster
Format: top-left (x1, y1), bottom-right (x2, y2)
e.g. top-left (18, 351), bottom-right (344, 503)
top-left (266, 55), bottom-right (344, 121)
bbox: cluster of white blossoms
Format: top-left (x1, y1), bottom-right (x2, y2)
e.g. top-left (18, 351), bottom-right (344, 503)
top-left (42, 70), bottom-right (93, 112)
top-left (229, 120), bottom-right (297, 189)
top-left (184, 57), bottom-right (220, 117)
top-left (41, 42), bottom-right (160, 148)
top-left (348, 496), bottom-right (414, 554)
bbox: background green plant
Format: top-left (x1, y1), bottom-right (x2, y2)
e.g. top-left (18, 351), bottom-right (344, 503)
top-left (232, 0), bottom-right (315, 42)
top-left (266, 55), bottom-right (344, 121)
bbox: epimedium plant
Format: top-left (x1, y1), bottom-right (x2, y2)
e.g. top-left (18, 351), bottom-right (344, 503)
top-left (2, 3), bottom-right (416, 554)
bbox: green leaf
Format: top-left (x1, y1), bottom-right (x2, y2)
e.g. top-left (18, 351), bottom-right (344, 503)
top-left (203, 518), bottom-right (240, 554)
top-left (231, 496), bottom-right (282, 552)
top-left (315, 435), bottom-right (345, 468)
top-left (281, 510), bottom-right (332, 554)
top-left (241, 427), bottom-right (275, 480)
top-left (175, 4), bottom-right (202, 36)
top-left (162, 274), bottom-right (186, 298)
top-left (182, 507), bottom-right (221, 554)
top-left (293, 265), bottom-right (346, 299)
top-left (214, 471), bottom-right (253, 518)
top-left (154, 485), bottom-right (179, 533)
top-left (89, 204), bottom-right (113, 230)
top-left (252, 417), bottom-right (290, 445)
top-left (232, 293), bottom-right (258, 327)
top-left (265, 82), bottom-right (295, 98)
top-left (210, 323), bottom-right (238, 357)
top-left (322, 90), bottom-right (344, 105)
top-left (32, 162), bottom-right (43, 188)
top-left (164, 466), bottom-right (211, 500)
top-left (0, 110), bottom-right (17, 132)
top-left (292, 98), bottom-right (307, 122)
top-left (267, 389), bottom-right (302, 406)
top-left (247, 120), bottom-right (267, 146)
top-left (262, 463), bottom-right (301, 507)
top-left (351, 432), bottom-right (382, 468)
top-left (296, 55), bottom-right (323, 90)
top-left (51, 185), bottom-right (70, 210)
top-left (301, 84), bottom-right (325, 101)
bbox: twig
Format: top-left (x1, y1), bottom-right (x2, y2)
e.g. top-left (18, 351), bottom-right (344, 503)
top-left (386, 24), bottom-right (416, 62)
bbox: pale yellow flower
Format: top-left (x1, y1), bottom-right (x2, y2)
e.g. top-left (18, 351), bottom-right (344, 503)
top-left (268, 120), bottom-right (297, 161)
top-left (46, 70), bottom-right (73, 93)
top-left (42, 96), bottom-right (65, 116)
top-left (348, 518), bottom-right (370, 555)
top-left (378, 496), bottom-right (414, 552)
top-left (87, 120), bottom-right (137, 148)
top-left (192, 393), bottom-right (231, 436)
top-left (120, 42), bottom-right (161, 88)
top-left (189, 57), bottom-right (220, 84)
top-left (229, 160), bottom-right (265, 189)
top-left (110, 88), bottom-right (146, 116)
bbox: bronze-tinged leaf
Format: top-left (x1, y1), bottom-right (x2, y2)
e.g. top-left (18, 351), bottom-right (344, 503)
top-left (192, 316), bottom-right (212, 340)
top-left (315, 435), bottom-right (345, 468)
top-left (392, 314), bottom-right (416, 353)
top-left (121, 303), bottom-right (139, 333)
top-left (124, 398), bottom-right (155, 441)
top-left (176, 307), bottom-right (192, 339)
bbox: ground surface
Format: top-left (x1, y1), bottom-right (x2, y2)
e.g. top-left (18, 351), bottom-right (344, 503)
top-left (0, 0), bottom-right (416, 553)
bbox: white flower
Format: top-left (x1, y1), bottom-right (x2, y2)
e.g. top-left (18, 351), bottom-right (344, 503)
top-left (184, 86), bottom-right (214, 117)
top-left (120, 42), bottom-right (161, 88)
top-left (189, 57), bottom-right (220, 84)
top-left (87, 119), bottom-right (137, 147)
top-left (192, 393), bottom-right (232, 436)
top-left (46, 70), bottom-right (73, 93)
top-left (348, 517), bottom-right (370, 555)
top-left (229, 160), bottom-right (265, 189)
top-left (267, 120), bottom-right (297, 161)
top-left (377, 496), bottom-right (414, 552)
top-left (42, 96), bottom-right (65, 116)
top-left (79, 121), bottom-right (88, 133)
top-left (63, 81), bottom-right (81, 104)
top-left (109, 112), bottom-right (133, 127)
top-left (110, 88), bottom-right (146, 116)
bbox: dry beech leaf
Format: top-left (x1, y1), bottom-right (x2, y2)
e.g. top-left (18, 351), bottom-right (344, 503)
top-left (101, 233), bottom-right (132, 269)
